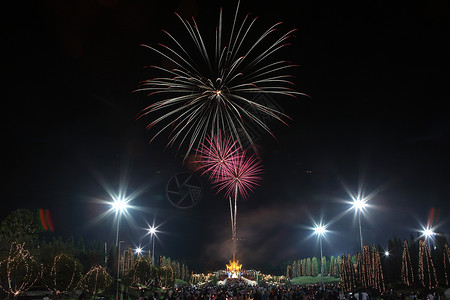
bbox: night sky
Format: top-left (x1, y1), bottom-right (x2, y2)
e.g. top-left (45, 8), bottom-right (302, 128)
top-left (5, 0), bottom-right (450, 272)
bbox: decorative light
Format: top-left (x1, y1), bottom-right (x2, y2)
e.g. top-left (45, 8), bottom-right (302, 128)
top-left (0, 242), bottom-right (42, 297)
top-left (47, 253), bottom-right (80, 295)
top-left (417, 240), bottom-right (439, 289)
top-left (401, 240), bottom-right (414, 286)
top-left (79, 265), bottom-right (112, 296)
top-left (443, 244), bottom-right (450, 286)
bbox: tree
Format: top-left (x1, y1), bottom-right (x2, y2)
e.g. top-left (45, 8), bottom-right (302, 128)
top-left (122, 256), bottom-right (156, 290)
top-left (79, 265), bottom-right (112, 297)
top-left (0, 209), bottom-right (41, 250)
top-left (158, 265), bottom-right (175, 288)
top-left (322, 256), bottom-right (328, 276)
top-left (443, 243), bottom-right (450, 286)
top-left (0, 242), bottom-right (42, 298)
top-left (401, 240), bottom-right (414, 286)
top-left (306, 258), bottom-right (311, 276)
top-left (286, 265), bottom-right (291, 279)
top-left (43, 253), bottom-right (82, 296)
top-left (340, 254), bottom-right (356, 292)
top-left (311, 257), bottom-right (319, 277)
top-left (417, 240), bottom-right (438, 289)
top-left (330, 256), bottom-right (337, 277)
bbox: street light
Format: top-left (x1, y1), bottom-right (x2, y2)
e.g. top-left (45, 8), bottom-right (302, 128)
top-left (421, 226), bottom-right (436, 249)
top-left (352, 197), bottom-right (367, 252)
top-left (135, 247), bottom-right (143, 256)
top-left (117, 240), bottom-right (124, 300)
top-left (313, 224), bottom-right (327, 286)
top-left (148, 226), bottom-right (157, 266)
top-left (111, 197), bottom-right (129, 300)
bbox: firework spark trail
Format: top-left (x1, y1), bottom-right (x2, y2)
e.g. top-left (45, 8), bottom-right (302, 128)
top-left (137, 1), bottom-right (307, 160)
top-left (213, 152), bottom-right (263, 201)
top-left (195, 132), bottom-right (242, 181)
top-left (195, 133), bottom-right (262, 256)
top-left (215, 153), bottom-right (262, 256)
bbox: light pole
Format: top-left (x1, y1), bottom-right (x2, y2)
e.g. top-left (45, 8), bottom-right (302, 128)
top-left (111, 197), bottom-right (129, 300)
top-left (352, 197), bottom-right (367, 252)
top-left (117, 240), bottom-right (124, 300)
top-left (314, 224), bottom-right (327, 286)
top-left (148, 226), bottom-right (157, 266)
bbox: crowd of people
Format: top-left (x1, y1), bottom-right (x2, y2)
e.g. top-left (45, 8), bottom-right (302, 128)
top-left (133, 281), bottom-right (444, 300)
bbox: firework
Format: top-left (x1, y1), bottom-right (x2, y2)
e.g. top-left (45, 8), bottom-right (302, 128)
top-left (195, 132), bottom-right (262, 257)
top-left (195, 132), bottom-right (242, 181)
top-left (213, 151), bottom-right (263, 200)
top-left (137, 1), bottom-right (306, 159)
top-left (214, 149), bottom-right (262, 256)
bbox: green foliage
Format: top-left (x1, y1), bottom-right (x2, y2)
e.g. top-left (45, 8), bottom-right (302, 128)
top-left (290, 275), bottom-right (340, 285)
top-left (305, 258), bottom-right (311, 276)
top-left (311, 257), bottom-right (318, 277)
top-left (0, 209), bottom-right (41, 250)
top-left (79, 265), bottom-right (112, 296)
top-left (0, 242), bottom-right (43, 297)
top-left (42, 253), bottom-right (82, 295)
top-left (122, 256), bottom-right (157, 289)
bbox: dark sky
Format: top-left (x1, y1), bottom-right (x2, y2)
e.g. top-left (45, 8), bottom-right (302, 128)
top-left (5, 0), bottom-right (450, 272)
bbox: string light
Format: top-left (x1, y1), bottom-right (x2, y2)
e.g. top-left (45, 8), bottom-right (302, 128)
top-left (401, 240), bottom-right (414, 286)
top-left (340, 254), bottom-right (356, 292)
top-left (46, 254), bottom-right (80, 295)
top-left (417, 240), bottom-right (438, 289)
top-left (0, 242), bottom-right (42, 297)
top-left (340, 246), bottom-right (384, 293)
top-left (123, 257), bottom-right (155, 289)
top-left (443, 243), bottom-right (450, 286)
top-left (79, 265), bottom-right (112, 296)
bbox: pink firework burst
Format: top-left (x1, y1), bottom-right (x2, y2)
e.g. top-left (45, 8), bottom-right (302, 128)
top-left (195, 132), bottom-right (242, 181)
top-left (213, 151), bottom-right (263, 200)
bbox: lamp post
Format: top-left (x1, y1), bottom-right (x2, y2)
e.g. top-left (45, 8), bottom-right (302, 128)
top-left (111, 197), bottom-right (129, 300)
top-left (117, 241), bottom-right (124, 300)
top-left (352, 198), bottom-right (367, 252)
top-left (314, 224), bottom-right (327, 286)
top-left (148, 226), bottom-right (156, 266)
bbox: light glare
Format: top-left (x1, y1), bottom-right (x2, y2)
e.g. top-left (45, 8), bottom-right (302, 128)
top-left (422, 228), bottom-right (435, 238)
top-left (111, 198), bottom-right (129, 212)
top-left (352, 198), bottom-right (367, 211)
top-left (314, 225), bottom-right (326, 236)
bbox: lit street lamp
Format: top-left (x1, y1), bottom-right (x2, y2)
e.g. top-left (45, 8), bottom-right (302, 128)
top-left (313, 224), bottom-right (327, 286)
top-left (148, 226), bottom-right (157, 266)
top-left (421, 226), bottom-right (436, 249)
top-left (111, 197), bottom-right (129, 300)
top-left (135, 247), bottom-right (143, 256)
top-left (352, 197), bottom-right (367, 252)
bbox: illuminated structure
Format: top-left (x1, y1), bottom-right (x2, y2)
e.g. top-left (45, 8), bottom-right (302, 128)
top-left (226, 254), bottom-right (242, 278)
top-left (120, 246), bottom-right (134, 275)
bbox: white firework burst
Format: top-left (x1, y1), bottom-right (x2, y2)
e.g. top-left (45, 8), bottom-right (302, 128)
top-left (137, 1), bottom-right (306, 160)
